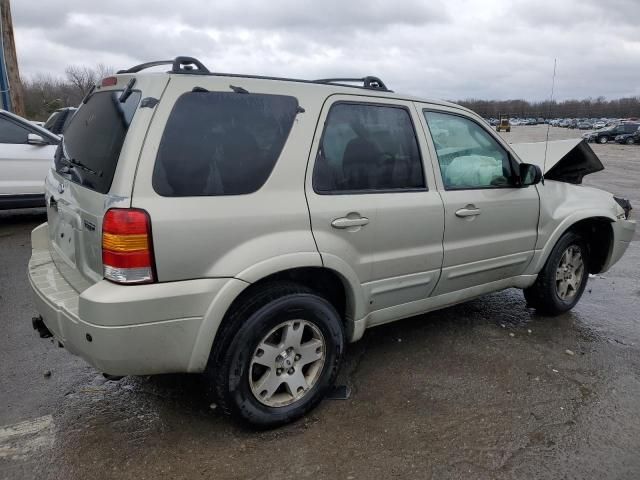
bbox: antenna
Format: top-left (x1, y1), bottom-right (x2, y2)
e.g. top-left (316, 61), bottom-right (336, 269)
top-left (542, 58), bottom-right (557, 182)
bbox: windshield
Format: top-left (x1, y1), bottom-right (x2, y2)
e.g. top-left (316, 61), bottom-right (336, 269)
top-left (55, 90), bottom-right (140, 194)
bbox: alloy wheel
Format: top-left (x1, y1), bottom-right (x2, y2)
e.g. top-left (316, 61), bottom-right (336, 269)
top-left (249, 319), bottom-right (326, 407)
top-left (555, 245), bottom-right (585, 301)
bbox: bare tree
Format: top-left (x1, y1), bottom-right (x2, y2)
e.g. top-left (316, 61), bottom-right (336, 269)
top-left (22, 63), bottom-right (114, 120)
top-left (65, 63), bottom-right (114, 98)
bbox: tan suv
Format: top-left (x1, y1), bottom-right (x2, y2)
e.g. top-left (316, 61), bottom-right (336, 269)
top-left (29, 57), bottom-right (635, 427)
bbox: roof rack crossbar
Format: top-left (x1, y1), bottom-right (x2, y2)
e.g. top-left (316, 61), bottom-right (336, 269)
top-left (171, 56), bottom-right (210, 75)
top-left (313, 76), bottom-right (389, 91)
top-left (117, 56), bottom-right (211, 75)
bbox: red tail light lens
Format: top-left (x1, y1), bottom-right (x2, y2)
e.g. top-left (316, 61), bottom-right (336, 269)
top-left (102, 208), bottom-right (155, 284)
top-left (101, 76), bottom-right (117, 87)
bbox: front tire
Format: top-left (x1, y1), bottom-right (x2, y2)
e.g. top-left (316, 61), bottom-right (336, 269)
top-left (598, 136), bottom-right (609, 144)
top-left (524, 232), bottom-right (589, 315)
top-left (205, 283), bottom-right (345, 428)
top-left (626, 137), bottom-right (634, 145)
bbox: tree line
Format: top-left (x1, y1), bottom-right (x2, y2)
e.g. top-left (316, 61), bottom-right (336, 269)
top-left (456, 97), bottom-right (640, 119)
top-left (19, 63), bottom-right (640, 121)
top-left (21, 64), bottom-right (113, 121)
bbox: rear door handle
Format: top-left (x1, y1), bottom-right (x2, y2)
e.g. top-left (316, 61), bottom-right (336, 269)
top-left (455, 206), bottom-right (481, 217)
top-left (331, 216), bottom-right (370, 229)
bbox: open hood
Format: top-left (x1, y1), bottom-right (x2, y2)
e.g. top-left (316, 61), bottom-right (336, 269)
top-left (510, 138), bottom-right (604, 184)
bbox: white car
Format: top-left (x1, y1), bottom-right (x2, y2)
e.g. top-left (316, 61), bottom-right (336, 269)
top-left (0, 110), bottom-right (60, 209)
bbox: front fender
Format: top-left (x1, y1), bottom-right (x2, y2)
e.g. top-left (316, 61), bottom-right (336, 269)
top-left (526, 210), bottom-right (615, 275)
top-left (526, 181), bottom-right (618, 275)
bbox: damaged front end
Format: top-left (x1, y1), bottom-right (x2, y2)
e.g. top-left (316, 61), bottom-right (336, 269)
top-left (510, 138), bottom-right (604, 184)
top-left (614, 196), bottom-right (633, 219)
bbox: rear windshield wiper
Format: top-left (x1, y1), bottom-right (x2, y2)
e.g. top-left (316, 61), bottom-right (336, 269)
top-left (56, 142), bottom-right (103, 177)
top-left (69, 158), bottom-right (103, 177)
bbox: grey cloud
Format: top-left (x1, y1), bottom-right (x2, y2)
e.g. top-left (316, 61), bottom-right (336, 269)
top-left (12, 0), bottom-right (640, 101)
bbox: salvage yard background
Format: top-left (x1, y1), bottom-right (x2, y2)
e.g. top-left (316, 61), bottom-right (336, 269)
top-left (1, 125), bottom-right (639, 479)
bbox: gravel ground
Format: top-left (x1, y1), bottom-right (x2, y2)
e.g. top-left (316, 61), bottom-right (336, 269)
top-left (1, 125), bottom-right (639, 480)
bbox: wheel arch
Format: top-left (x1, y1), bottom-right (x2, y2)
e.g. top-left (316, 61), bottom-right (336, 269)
top-left (529, 213), bottom-right (615, 275)
top-left (188, 263), bottom-right (364, 372)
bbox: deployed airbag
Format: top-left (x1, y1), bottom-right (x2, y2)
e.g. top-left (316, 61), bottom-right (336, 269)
top-left (510, 139), bottom-right (604, 184)
top-left (445, 155), bottom-right (503, 188)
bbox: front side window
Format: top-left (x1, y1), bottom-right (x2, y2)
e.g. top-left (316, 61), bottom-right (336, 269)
top-left (153, 91), bottom-right (298, 197)
top-left (313, 103), bottom-right (424, 193)
top-left (424, 111), bottom-right (514, 189)
top-left (0, 117), bottom-right (29, 144)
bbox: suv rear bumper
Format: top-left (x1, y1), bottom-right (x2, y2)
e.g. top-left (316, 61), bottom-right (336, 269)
top-left (28, 223), bottom-right (238, 376)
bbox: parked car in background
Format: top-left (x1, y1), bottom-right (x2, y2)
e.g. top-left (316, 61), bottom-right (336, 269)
top-left (27, 56), bottom-right (636, 428)
top-left (593, 121), bottom-right (606, 129)
top-left (586, 122), bottom-right (640, 144)
top-left (43, 107), bottom-right (77, 135)
top-left (0, 110), bottom-right (60, 209)
top-left (615, 130), bottom-right (640, 145)
top-left (578, 121), bottom-right (593, 130)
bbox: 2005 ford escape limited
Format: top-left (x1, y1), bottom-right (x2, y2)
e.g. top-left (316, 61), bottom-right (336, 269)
top-left (29, 57), bottom-right (635, 427)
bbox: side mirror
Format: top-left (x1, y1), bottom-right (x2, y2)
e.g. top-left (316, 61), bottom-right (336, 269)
top-left (520, 163), bottom-right (542, 186)
top-left (27, 133), bottom-right (49, 146)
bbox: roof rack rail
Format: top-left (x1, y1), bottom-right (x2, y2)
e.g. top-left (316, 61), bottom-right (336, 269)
top-left (116, 56), bottom-right (391, 91)
top-left (117, 56), bottom-right (211, 75)
top-left (313, 76), bottom-right (389, 91)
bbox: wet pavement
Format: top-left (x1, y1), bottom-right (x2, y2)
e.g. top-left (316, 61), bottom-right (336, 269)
top-left (1, 126), bottom-right (639, 479)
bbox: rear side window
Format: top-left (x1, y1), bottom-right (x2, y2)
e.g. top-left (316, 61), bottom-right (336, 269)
top-left (153, 91), bottom-right (298, 196)
top-left (56, 90), bottom-right (141, 194)
top-left (313, 103), bottom-right (424, 193)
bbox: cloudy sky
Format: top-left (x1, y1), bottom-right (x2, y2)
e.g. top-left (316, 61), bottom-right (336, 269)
top-left (12, 0), bottom-right (640, 101)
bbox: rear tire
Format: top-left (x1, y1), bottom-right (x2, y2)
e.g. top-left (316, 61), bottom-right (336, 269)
top-left (524, 232), bottom-right (589, 315)
top-left (204, 282), bottom-right (345, 428)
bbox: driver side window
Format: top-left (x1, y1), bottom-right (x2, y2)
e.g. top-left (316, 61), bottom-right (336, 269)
top-left (313, 103), bottom-right (425, 193)
top-left (424, 111), bottom-right (514, 189)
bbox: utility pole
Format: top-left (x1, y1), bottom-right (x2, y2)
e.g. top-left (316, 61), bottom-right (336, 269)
top-left (0, 0), bottom-right (25, 116)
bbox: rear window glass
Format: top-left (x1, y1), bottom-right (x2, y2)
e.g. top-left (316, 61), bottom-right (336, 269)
top-left (153, 91), bottom-right (298, 196)
top-left (43, 111), bottom-right (61, 132)
top-left (55, 90), bottom-right (140, 194)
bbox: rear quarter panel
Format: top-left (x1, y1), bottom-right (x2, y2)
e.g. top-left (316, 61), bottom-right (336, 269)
top-left (131, 76), bottom-right (325, 281)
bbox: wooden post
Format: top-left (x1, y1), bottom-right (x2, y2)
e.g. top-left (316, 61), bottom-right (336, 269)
top-left (0, 0), bottom-right (25, 117)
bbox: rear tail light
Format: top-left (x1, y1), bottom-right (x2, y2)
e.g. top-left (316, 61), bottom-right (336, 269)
top-left (102, 208), bottom-right (156, 284)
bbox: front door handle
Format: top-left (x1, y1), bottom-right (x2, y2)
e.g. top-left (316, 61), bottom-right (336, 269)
top-left (331, 216), bottom-right (370, 229)
top-left (455, 206), bottom-right (481, 217)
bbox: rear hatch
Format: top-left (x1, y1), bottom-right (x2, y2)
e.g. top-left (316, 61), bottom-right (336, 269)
top-left (45, 74), bottom-right (168, 291)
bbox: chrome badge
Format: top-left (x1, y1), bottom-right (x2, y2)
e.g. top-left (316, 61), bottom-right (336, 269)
top-left (57, 182), bottom-right (65, 194)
